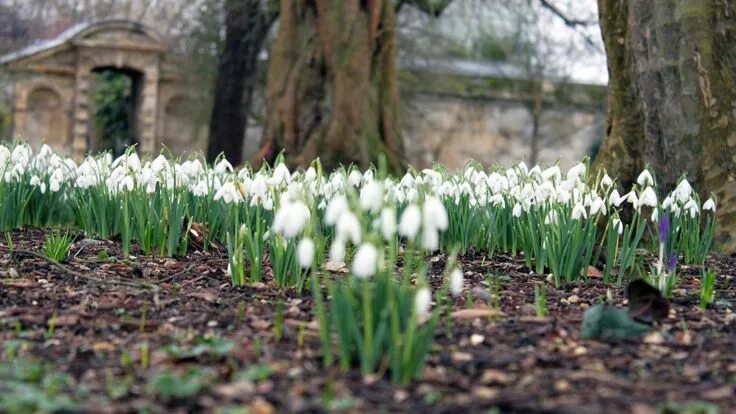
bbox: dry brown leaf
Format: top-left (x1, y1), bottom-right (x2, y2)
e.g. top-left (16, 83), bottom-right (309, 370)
top-left (451, 309), bottom-right (503, 320)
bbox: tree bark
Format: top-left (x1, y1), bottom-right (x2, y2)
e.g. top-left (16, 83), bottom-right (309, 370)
top-left (207, 0), bottom-right (273, 165)
top-left (254, 0), bottom-right (404, 172)
top-left (594, 0), bottom-right (736, 249)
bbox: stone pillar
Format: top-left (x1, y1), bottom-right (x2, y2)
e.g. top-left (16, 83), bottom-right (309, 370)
top-left (71, 64), bottom-right (91, 160)
top-left (12, 85), bottom-right (27, 140)
top-left (138, 67), bottom-right (159, 154)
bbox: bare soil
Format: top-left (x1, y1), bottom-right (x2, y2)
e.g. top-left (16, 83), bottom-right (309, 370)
top-left (1, 228), bottom-right (734, 413)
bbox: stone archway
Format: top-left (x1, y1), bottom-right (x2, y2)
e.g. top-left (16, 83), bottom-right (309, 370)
top-left (0, 19), bottom-right (204, 159)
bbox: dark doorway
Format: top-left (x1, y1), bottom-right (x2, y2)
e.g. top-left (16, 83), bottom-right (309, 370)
top-left (89, 68), bottom-right (142, 156)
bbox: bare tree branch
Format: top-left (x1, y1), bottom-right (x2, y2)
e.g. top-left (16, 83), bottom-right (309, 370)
top-left (538, 0), bottom-right (596, 27)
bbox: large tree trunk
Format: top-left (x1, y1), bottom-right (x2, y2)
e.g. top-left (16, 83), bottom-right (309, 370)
top-left (253, 0), bottom-right (404, 172)
top-left (594, 0), bottom-right (736, 249)
top-left (207, 0), bottom-right (273, 165)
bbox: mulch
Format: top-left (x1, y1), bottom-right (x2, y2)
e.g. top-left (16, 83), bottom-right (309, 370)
top-left (0, 227), bottom-right (734, 413)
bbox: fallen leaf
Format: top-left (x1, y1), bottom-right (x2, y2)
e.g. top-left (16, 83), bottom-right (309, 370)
top-left (581, 304), bottom-right (650, 339)
top-left (451, 309), bottom-right (503, 319)
top-left (583, 266), bottom-right (603, 278)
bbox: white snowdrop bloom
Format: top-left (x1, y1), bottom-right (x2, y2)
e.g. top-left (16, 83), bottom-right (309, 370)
top-left (674, 179), bottom-right (692, 203)
top-left (650, 208), bottom-right (659, 222)
top-left (449, 267), bottom-right (464, 297)
top-left (297, 238), bottom-right (315, 269)
top-left (352, 243), bottom-right (378, 280)
top-left (336, 211), bottom-right (362, 245)
top-left (359, 180), bottom-right (383, 213)
top-left (638, 187), bottom-right (658, 208)
top-left (273, 200), bottom-right (311, 238)
top-left (541, 165), bottom-right (562, 183)
top-left (703, 197), bottom-right (716, 212)
top-left (414, 287), bottom-right (432, 317)
top-left (556, 188), bottom-right (571, 204)
top-left (567, 162), bottom-right (586, 181)
top-left (29, 175), bottom-right (41, 186)
top-left (490, 194), bottom-right (505, 208)
top-left (192, 180), bottom-right (209, 197)
top-left (662, 196), bottom-right (673, 210)
top-left (626, 192), bottom-right (639, 210)
top-left (400, 172), bottom-right (415, 188)
top-left (380, 207), bottom-right (397, 241)
top-left (348, 170), bottom-right (362, 187)
top-left (600, 174), bottom-right (613, 188)
top-left (214, 181), bottom-right (243, 204)
top-left (122, 176), bottom-right (135, 192)
top-left (151, 154), bottom-right (169, 175)
top-left (399, 204), bottom-right (421, 240)
top-left (39, 182), bottom-right (47, 193)
top-left (423, 196), bottom-right (448, 231)
top-left (406, 187), bottom-right (419, 203)
top-left (304, 166), bottom-right (317, 182)
top-left (421, 226), bottom-right (440, 251)
top-left (612, 218), bottom-right (623, 235)
top-left (590, 197), bottom-right (606, 216)
top-left (609, 189), bottom-right (625, 207)
top-left (329, 239), bottom-right (346, 262)
top-left (684, 198), bottom-right (699, 218)
top-left (637, 170), bottom-right (654, 187)
top-left (512, 203), bottom-right (523, 217)
top-left (271, 163), bottom-right (291, 186)
top-left (671, 203), bottom-right (682, 218)
top-left (250, 174), bottom-right (269, 206)
top-left (571, 203), bottom-right (587, 220)
top-left (325, 195), bottom-right (349, 225)
top-left (214, 158), bottom-right (233, 175)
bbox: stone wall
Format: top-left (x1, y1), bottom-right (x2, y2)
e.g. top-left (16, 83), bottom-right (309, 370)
top-left (403, 94), bottom-right (605, 170)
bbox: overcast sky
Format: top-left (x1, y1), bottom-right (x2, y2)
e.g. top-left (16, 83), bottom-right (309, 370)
top-left (435, 0), bottom-right (608, 85)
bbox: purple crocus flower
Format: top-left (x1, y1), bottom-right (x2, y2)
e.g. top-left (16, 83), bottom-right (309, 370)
top-left (659, 214), bottom-right (670, 242)
top-left (667, 251), bottom-right (678, 273)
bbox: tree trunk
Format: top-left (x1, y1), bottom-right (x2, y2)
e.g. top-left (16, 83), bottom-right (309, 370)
top-left (253, 0), bottom-right (404, 172)
top-left (594, 0), bottom-right (736, 249)
top-left (207, 0), bottom-right (272, 165)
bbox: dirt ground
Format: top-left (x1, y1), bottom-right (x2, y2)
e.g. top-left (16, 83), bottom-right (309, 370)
top-left (1, 228), bottom-right (734, 413)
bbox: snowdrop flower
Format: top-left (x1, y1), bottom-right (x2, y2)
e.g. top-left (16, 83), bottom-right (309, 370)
top-left (151, 154), bottom-right (169, 175)
top-left (325, 195), bottom-right (348, 226)
top-left (684, 198), bottom-right (699, 218)
top-left (590, 197), bottom-right (606, 216)
top-left (269, 163), bottom-right (291, 187)
top-left (304, 166), bottom-right (317, 182)
top-left (449, 267), bottom-right (464, 297)
top-left (512, 203), bottom-right (523, 217)
top-left (273, 200), bottom-right (311, 238)
top-left (545, 210), bottom-right (559, 225)
top-left (250, 174), bottom-right (269, 206)
top-left (542, 165), bottom-right (561, 183)
top-left (638, 187), bottom-right (658, 208)
top-left (399, 204), bottom-right (421, 239)
top-left (423, 196), bottom-right (449, 231)
top-left (297, 238), bottom-right (315, 269)
top-left (214, 158), bottom-right (233, 174)
top-left (567, 162), bottom-right (586, 181)
top-left (359, 180), bottom-right (383, 213)
top-left (329, 239), bottom-right (346, 263)
top-left (421, 226), bottom-right (440, 251)
top-left (571, 203), bottom-right (587, 220)
top-left (674, 179), bottom-right (692, 203)
top-left (626, 192), bottom-right (639, 210)
top-left (637, 170), bottom-right (654, 187)
top-left (650, 208), bottom-right (659, 223)
top-left (380, 207), bottom-right (397, 241)
top-left (29, 175), bottom-right (41, 186)
top-left (348, 170), bottom-right (362, 187)
top-left (600, 173), bottom-right (613, 188)
top-left (352, 243), bottom-right (378, 279)
top-left (414, 287), bottom-right (432, 317)
top-left (192, 180), bottom-right (209, 197)
top-left (490, 194), bottom-right (505, 208)
top-left (214, 181), bottom-right (243, 204)
top-left (612, 218), bottom-right (623, 235)
top-left (336, 211), bottom-right (361, 245)
top-left (609, 189), bottom-right (625, 207)
top-left (703, 197), bottom-right (716, 212)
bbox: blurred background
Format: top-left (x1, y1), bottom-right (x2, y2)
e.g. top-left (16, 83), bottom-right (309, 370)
top-left (0, 0), bottom-right (606, 170)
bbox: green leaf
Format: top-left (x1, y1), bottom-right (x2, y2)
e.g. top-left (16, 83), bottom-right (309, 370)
top-left (581, 304), bottom-right (650, 340)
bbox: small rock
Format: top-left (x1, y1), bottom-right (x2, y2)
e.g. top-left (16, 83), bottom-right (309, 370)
top-left (470, 334), bottom-right (485, 346)
top-left (393, 389), bottom-right (409, 402)
top-left (554, 379), bottom-right (571, 392)
top-left (479, 369), bottom-right (514, 385)
top-left (250, 397), bottom-right (275, 414)
top-left (472, 386), bottom-right (498, 400)
top-left (8, 267), bottom-right (19, 278)
top-left (207, 320), bottom-right (218, 328)
top-left (643, 332), bottom-right (665, 344)
top-left (567, 295), bottom-right (580, 304)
